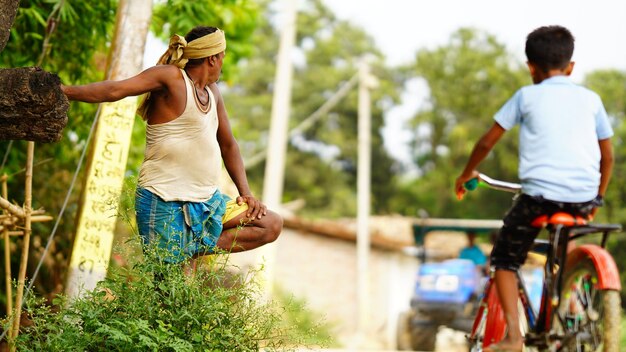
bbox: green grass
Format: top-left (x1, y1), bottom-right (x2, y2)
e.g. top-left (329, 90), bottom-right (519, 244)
top-left (5, 244), bottom-right (330, 351)
top-left (273, 286), bottom-right (337, 348)
top-left (5, 183), bottom-right (332, 351)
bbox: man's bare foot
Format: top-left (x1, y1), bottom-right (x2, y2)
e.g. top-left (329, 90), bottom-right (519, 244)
top-left (484, 337), bottom-right (523, 352)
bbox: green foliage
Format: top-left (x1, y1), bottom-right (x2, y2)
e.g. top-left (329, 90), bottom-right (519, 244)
top-left (392, 28), bottom-right (529, 219)
top-left (8, 246), bottom-right (327, 351)
top-left (585, 70), bottom-right (626, 307)
top-left (584, 70), bottom-right (626, 121)
top-left (151, 0), bottom-right (261, 82)
top-left (0, 0), bottom-right (117, 179)
top-left (584, 70), bottom-right (626, 224)
top-left (273, 287), bottom-right (336, 348)
top-left (280, 149), bottom-right (357, 218)
top-left (224, 0), bottom-right (404, 217)
top-left (1, 0), bottom-right (116, 80)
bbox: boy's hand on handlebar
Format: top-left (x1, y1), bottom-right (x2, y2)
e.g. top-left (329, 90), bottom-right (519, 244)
top-left (455, 170), bottom-right (479, 200)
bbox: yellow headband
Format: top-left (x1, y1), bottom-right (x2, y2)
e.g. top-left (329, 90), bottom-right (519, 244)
top-left (137, 29), bottom-right (227, 119)
top-left (157, 29), bottom-right (227, 68)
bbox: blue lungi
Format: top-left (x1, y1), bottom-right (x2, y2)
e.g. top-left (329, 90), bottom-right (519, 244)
top-left (135, 186), bottom-right (228, 263)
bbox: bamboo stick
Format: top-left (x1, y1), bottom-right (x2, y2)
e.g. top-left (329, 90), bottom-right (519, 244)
top-left (2, 215), bottom-right (53, 227)
top-left (2, 174), bottom-right (12, 317)
top-left (0, 195), bottom-right (25, 218)
top-left (0, 209), bottom-right (45, 220)
top-left (10, 141), bottom-right (34, 344)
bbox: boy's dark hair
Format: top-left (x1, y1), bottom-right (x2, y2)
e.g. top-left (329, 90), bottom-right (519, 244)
top-left (525, 25), bottom-right (575, 72)
top-left (185, 26), bottom-right (219, 67)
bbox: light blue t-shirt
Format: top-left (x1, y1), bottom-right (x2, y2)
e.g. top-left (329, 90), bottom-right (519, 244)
top-left (494, 76), bottom-right (613, 203)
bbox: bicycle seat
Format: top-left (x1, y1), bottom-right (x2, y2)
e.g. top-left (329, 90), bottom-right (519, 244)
top-left (531, 212), bottom-right (587, 228)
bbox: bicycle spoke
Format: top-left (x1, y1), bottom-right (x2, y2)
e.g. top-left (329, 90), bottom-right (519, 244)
top-left (553, 259), bottom-right (620, 352)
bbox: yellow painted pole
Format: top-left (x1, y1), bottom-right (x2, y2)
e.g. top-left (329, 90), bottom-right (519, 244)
top-left (65, 0), bottom-right (152, 299)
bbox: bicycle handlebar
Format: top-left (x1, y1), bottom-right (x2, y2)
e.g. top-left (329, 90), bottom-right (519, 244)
top-left (464, 173), bottom-right (522, 193)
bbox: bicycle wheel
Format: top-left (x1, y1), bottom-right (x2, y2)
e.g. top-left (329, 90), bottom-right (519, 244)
top-left (468, 284), bottom-right (507, 352)
top-left (468, 300), bottom-right (532, 352)
top-left (555, 258), bottom-right (621, 352)
top-left (469, 306), bottom-right (487, 352)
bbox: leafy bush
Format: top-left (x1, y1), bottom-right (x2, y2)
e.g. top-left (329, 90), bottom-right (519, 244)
top-left (273, 287), bottom-right (336, 348)
top-left (6, 244), bottom-right (327, 351)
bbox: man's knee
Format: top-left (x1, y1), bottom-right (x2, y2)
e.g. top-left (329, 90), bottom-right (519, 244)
top-left (263, 211), bottom-right (283, 243)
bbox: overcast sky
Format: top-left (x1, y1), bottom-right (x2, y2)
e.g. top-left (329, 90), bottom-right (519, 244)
top-left (322, 0), bottom-right (626, 81)
top-left (320, 0), bottom-right (626, 167)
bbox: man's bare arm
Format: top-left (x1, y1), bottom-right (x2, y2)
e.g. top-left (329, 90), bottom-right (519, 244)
top-left (212, 83), bottom-right (267, 219)
top-left (61, 65), bottom-right (177, 103)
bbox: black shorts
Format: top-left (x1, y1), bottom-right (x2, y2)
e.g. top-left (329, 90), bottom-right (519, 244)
top-left (490, 194), bottom-right (594, 271)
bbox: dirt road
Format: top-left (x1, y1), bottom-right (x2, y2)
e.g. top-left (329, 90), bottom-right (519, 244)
top-left (434, 327), bottom-right (469, 351)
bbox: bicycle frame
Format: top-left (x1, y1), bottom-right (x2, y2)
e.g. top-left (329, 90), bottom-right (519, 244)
top-left (468, 248), bottom-right (543, 349)
top-left (466, 174), bottom-right (622, 351)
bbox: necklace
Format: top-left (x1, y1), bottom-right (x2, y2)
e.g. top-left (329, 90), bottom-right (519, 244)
top-left (185, 71), bottom-right (211, 113)
top-left (194, 85), bottom-right (209, 106)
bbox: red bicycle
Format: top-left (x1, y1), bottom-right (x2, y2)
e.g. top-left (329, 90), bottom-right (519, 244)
top-left (465, 174), bottom-right (622, 352)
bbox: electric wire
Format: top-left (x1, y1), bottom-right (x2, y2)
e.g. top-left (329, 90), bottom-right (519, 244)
top-left (1, 141), bottom-right (14, 171)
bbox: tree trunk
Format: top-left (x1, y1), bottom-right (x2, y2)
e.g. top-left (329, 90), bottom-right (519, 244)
top-left (0, 0), bottom-right (19, 53)
top-left (0, 67), bottom-right (69, 143)
top-left (282, 215), bottom-right (412, 251)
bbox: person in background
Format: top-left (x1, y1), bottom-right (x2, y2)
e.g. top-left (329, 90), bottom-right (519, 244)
top-left (458, 231), bottom-right (487, 272)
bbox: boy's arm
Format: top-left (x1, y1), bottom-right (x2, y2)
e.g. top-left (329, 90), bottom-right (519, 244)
top-left (61, 65), bottom-right (174, 103)
top-left (590, 138), bottom-right (613, 218)
top-left (597, 138), bottom-right (613, 197)
top-left (455, 122), bottom-right (506, 200)
top-left (212, 83), bottom-right (267, 220)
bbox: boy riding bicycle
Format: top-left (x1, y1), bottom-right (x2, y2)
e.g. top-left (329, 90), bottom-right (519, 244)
top-left (455, 25), bottom-right (614, 352)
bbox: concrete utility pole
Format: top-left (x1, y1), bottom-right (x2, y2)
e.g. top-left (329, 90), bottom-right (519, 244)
top-left (245, 73), bottom-right (359, 169)
top-left (262, 0), bottom-right (297, 210)
top-left (258, 0), bottom-right (297, 291)
top-left (65, 0), bottom-right (152, 299)
top-left (356, 57), bottom-right (378, 344)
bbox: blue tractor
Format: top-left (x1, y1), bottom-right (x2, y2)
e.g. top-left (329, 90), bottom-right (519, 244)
top-left (397, 219), bottom-right (545, 351)
top-left (396, 219), bottom-right (500, 351)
